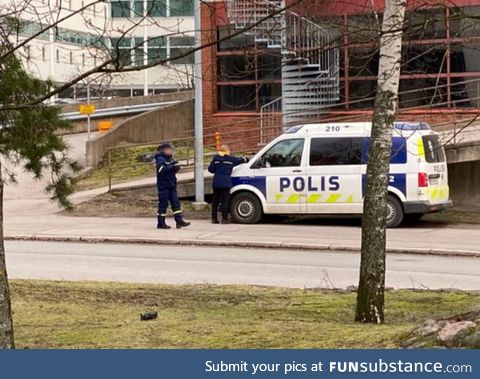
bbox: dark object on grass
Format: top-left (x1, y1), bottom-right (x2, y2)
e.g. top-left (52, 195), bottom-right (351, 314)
top-left (137, 153), bottom-right (155, 163)
top-left (140, 311), bottom-right (158, 321)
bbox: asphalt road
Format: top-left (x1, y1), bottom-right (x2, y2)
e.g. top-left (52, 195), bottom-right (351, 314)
top-left (5, 241), bottom-right (480, 290)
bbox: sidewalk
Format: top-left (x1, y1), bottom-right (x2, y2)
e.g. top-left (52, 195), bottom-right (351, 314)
top-left (3, 133), bottom-right (479, 257)
top-left (5, 214), bottom-right (480, 256)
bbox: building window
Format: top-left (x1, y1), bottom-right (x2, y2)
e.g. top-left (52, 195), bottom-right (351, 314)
top-left (216, 37), bottom-right (283, 112)
top-left (169, 36), bottom-right (195, 64)
top-left (148, 36), bottom-right (167, 63)
top-left (23, 45), bottom-right (31, 60)
top-left (325, 6), bottom-right (480, 110)
top-left (170, 0), bottom-right (194, 17)
top-left (146, 0), bottom-right (167, 17)
top-left (111, 1), bottom-right (131, 18)
top-left (111, 37), bottom-right (133, 66)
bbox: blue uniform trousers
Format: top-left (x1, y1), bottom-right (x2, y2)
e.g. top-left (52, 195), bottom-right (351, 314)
top-left (158, 187), bottom-right (183, 223)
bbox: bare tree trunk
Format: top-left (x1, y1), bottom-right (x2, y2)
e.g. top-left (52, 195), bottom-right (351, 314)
top-left (355, 0), bottom-right (406, 324)
top-left (0, 163), bottom-right (15, 348)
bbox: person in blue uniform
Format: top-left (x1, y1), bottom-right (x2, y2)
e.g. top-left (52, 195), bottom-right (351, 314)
top-left (208, 145), bottom-right (249, 224)
top-left (155, 143), bottom-right (191, 229)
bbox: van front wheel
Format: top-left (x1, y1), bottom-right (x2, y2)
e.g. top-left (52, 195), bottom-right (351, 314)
top-left (230, 192), bottom-right (262, 224)
top-left (386, 194), bottom-right (404, 228)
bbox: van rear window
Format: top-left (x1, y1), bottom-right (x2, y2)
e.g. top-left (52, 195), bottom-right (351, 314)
top-left (422, 135), bottom-right (446, 163)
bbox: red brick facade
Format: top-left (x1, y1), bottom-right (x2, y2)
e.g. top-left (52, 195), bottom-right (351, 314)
top-left (200, 1), bottom-right (480, 151)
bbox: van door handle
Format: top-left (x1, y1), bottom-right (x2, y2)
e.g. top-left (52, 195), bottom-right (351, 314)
top-left (292, 169), bottom-right (302, 173)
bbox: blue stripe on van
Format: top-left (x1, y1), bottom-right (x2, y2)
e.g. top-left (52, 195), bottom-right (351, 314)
top-left (362, 173), bottom-right (407, 197)
top-left (232, 176), bottom-right (267, 197)
top-left (362, 137), bottom-right (407, 164)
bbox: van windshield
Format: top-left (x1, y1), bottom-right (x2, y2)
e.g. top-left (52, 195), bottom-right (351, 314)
top-left (422, 135), bottom-right (446, 163)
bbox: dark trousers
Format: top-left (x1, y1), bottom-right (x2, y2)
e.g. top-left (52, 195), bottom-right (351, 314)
top-left (158, 187), bottom-right (183, 223)
top-left (212, 187), bottom-right (231, 220)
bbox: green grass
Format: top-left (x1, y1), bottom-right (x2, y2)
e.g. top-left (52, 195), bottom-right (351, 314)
top-left (75, 144), bottom-right (194, 191)
top-left (76, 143), bottom-right (215, 191)
top-left (11, 280), bottom-right (480, 349)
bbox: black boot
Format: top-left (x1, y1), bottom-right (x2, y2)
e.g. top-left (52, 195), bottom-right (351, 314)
top-left (221, 215), bottom-right (230, 224)
top-left (212, 218), bottom-right (219, 224)
top-left (176, 220), bottom-right (191, 228)
top-left (157, 216), bottom-right (171, 229)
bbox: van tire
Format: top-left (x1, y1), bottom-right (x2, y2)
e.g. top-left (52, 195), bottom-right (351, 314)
top-left (386, 194), bottom-right (404, 228)
top-left (230, 192), bottom-right (262, 224)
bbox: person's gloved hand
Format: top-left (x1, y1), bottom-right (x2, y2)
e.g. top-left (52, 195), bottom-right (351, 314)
top-left (174, 163), bottom-right (181, 173)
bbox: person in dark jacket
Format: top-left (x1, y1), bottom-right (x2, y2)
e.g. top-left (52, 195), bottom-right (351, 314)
top-left (208, 145), bottom-right (249, 224)
top-left (155, 143), bottom-right (191, 229)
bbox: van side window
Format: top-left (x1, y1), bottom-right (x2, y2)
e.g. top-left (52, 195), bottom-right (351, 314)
top-left (309, 138), bottom-right (363, 166)
top-left (361, 137), bottom-right (408, 164)
top-left (255, 139), bottom-right (304, 168)
top-left (422, 135), bottom-right (446, 163)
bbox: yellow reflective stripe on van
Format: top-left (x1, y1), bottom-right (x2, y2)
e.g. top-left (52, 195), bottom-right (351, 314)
top-left (287, 194), bottom-right (300, 203)
top-left (326, 194), bottom-right (342, 203)
top-left (416, 137), bottom-right (425, 158)
top-left (274, 193), bottom-right (355, 203)
top-left (307, 194), bottom-right (321, 203)
top-left (427, 186), bottom-right (449, 201)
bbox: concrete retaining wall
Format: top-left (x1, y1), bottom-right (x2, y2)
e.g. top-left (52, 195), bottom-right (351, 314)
top-left (448, 160), bottom-right (480, 211)
top-left (86, 99), bottom-right (194, 168)
top-left (446, 142), bottom-right (480, 164)
top-left (59, 91), bottom-right (194, 135)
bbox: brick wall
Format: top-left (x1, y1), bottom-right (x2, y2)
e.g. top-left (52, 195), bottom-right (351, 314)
top-left (199, 3), bottom-right (479, 152)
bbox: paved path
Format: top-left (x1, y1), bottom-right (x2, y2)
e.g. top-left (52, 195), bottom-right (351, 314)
top-left (6, 241), bottom-right (480, 289)
top-left (5, 215), bottom-right (480, 255)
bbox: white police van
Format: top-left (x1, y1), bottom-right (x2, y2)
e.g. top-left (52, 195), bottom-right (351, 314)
top-left (230, 122), bottom-right (452, 228)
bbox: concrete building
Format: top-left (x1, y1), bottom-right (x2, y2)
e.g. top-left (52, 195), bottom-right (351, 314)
top-left (3, 0), bottom-right (195, 97)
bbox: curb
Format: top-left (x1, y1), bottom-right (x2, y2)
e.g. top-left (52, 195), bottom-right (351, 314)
top-left (5, 235), bottom-right (480, 258)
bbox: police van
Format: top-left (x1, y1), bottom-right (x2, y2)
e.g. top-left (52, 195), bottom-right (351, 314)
top-left (230, 122), bottom-right (452, 228)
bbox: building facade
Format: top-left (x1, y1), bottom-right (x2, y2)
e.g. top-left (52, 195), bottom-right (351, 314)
top-left (200, 0), bottom-right (480, 149)
top-left (3, 0), bottom-right (195, 98)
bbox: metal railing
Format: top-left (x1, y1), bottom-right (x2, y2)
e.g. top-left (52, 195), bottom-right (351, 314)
top-left (62, 100), bottom-right (181, 121)
top-left (260, 97), bottom-right (283, 145)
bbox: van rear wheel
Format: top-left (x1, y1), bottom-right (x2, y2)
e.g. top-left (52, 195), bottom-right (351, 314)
top-left (230, 192), bottom-right (262, 224)
top-left (386, 194), bottom-right (404, 228)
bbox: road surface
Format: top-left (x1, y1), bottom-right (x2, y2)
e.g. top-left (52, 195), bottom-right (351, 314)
top-left (5, 241), bottom-right (480, 290)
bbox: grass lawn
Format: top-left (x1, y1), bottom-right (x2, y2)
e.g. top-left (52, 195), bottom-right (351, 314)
top-left (11, 280), bottom-right (480, 349)
top-left (75, 144), bottom-right (214, 191)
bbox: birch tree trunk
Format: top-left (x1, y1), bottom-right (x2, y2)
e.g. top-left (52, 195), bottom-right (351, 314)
top-left (0, 163), bottom-right (15, 347)
top-left (355, 0), bottom-right (406, 324)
